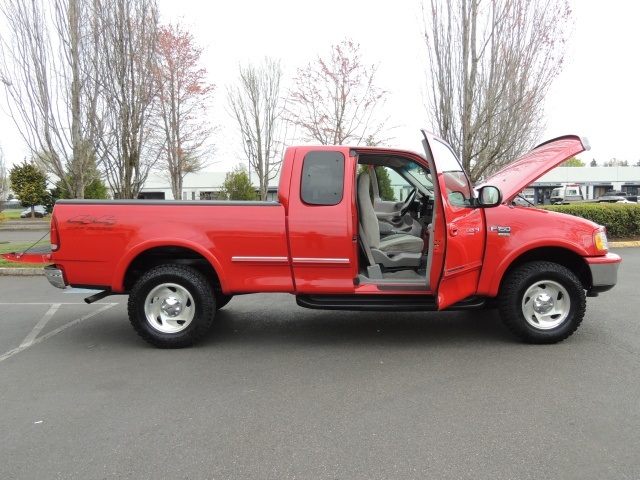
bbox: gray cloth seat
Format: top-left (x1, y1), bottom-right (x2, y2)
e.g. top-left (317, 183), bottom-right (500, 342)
top-left (357, 172), bottom-right (424, 255)
top-left (375, 232), bottom-right (424, 253)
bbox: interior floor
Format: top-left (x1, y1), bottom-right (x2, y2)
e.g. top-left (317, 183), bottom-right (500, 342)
top-left (381, 270), bottom-right (423, 280)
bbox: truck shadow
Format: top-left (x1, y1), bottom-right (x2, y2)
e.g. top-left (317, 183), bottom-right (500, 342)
top-left (204, 303), bottom-right (516, 348)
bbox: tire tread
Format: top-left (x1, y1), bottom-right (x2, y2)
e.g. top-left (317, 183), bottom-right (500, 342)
top-left (127, 264), bottom-right (215, 348)
top-left (498, 261), bottom-right (586, 344)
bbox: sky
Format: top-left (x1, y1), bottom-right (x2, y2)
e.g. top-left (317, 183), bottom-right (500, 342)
top-left (1, 0), bottom-right (639, 172)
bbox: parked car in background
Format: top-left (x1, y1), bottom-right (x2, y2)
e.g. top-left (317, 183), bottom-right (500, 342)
top-left (512, 194), bottom-right (534, 207)
top-left (596, 191), bottom-right (627, 203)
top-left (20, 205), bottom-right (47, 218)
top-left (550, 184), bottom-right (585, 204)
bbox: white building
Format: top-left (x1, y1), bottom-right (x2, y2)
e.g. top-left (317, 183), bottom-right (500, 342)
top-left (529, 166), bottom-right (640, 204)
top-left (139, 172), bottom-right (279, 201)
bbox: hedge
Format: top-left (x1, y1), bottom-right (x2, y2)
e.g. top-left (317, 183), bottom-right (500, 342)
top-left (538, 203), bottom-right (640, 239)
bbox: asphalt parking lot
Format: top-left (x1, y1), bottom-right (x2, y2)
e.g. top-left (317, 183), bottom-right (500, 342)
top-left (0, 248), bottom-right (639, 479)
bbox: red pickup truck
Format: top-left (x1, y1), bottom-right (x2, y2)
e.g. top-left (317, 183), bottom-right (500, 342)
top-left (5, 131), bottom-right (621, 348)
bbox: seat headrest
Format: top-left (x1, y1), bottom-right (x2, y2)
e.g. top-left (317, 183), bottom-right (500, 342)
top-left (357, 171), bottom-right (370, 198)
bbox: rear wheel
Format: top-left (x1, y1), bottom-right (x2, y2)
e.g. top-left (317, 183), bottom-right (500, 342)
top-left (498, 261), bottom-right (586, 344)
top-left (128, 265), bottom-right (215, 348)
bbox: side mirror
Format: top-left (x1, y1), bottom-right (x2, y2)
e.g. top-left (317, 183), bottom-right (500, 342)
top-left (476, 186), bottom-right (502, 207)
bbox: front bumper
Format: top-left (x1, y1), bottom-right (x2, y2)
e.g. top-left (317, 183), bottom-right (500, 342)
top-left (586, 253), bottom-right (621, 294)
top-left (44, 265), bottom-right (68, 289)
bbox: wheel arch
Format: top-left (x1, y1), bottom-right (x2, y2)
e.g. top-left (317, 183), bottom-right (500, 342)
top-left (113, 240), bottom-right (226, 293)
top-left (485, 246), bottom-right (591, 297)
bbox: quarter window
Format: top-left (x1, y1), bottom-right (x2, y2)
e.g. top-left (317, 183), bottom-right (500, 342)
top-left (300, 151), bottom-right (345, 206)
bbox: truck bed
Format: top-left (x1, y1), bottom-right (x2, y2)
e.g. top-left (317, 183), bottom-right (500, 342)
top-left (51, 199), bottom-right (294, 294)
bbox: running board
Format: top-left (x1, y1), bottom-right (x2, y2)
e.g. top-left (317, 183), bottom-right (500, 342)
top-left (296, 294), bottom-right (486, 312)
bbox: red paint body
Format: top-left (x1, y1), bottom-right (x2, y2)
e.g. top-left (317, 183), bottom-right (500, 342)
top-left (13, 135), bottom-right (620, 309)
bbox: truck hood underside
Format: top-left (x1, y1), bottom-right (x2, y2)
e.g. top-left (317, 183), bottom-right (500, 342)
top-left (476, 135), bottom-right (588, 202)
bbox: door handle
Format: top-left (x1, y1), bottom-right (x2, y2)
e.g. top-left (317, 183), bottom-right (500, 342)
top-left (449, 224), bottom-right (459, 236)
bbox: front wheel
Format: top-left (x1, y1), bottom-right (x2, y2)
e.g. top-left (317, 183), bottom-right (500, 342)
top-left (498, 261), bottom-right (586, 344)
top-left (128, 265), bottom-right (216, 348)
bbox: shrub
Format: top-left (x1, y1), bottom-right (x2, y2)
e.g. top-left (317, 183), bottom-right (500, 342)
top-left (539, 203), bottom-right (640, 239)
top-left (0, 212), bottom-right (5, 226)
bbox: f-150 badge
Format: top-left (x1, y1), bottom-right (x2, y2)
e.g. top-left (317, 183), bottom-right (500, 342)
top-left (490, 226), bottom-right (511, 236)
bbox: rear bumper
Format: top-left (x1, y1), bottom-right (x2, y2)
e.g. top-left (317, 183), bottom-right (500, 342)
top-left (586, 253), bottom-right (621, 294)
top-left (44, 265), bottom-right (68, 289)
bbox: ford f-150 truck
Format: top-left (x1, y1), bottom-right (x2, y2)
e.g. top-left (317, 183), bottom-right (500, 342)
top-left (4, 131), bottom-right (621, 348)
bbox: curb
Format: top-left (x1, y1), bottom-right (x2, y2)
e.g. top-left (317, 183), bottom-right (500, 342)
top-left (0, 267), bottom-right (45, 276)
top-left (0, 225), bottom-right (49, 231)
top-left (1, 242), bottom-right (637, 277)
top-left (609, 241), bottom-right (640, 248)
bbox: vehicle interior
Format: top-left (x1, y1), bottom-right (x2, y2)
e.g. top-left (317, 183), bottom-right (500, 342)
top-left (355, 153), bottom-right (437, 289)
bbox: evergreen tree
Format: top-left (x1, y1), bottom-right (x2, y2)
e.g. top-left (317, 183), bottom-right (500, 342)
top-left (9, 161), bottom-right (49, 216)
top-left (51, 176), bottom-right (108, 201)
top-left (357, 165), bottom-right (397, 202)
top-left (375, 167), bottom-right (396, 201)
top-left (221, 165), bottom-right (258, 201)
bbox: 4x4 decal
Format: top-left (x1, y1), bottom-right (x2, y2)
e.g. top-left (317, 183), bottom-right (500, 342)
top-left (66, 215), bottom-right (116, 231)
top-left (67, 215), bottom-right (116, 225)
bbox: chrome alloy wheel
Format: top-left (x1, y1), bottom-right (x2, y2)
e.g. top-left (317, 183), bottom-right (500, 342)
top-left (144, 283), bottom-right (195, 334)
top-left (521, 280), bottom-right (570, 330)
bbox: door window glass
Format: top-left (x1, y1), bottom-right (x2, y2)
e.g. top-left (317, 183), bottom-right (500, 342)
top-left (429, 139), bottom-right (472, 206)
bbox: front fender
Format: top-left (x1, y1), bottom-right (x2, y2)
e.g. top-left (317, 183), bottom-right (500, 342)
top-left (479, 206), bottom-right (600, 297)
top-left (478, 239), bottom-right (591, 297)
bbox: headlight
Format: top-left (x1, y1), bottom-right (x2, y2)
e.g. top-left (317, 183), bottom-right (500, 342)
top-left (594, 228), bottom-right (609, 253)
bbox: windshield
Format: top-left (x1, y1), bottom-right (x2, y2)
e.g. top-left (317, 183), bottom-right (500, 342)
top-left (399, 161), bottom-right (433, 192)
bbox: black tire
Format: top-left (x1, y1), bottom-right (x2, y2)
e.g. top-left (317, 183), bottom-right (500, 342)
top-left (214, 292), bottom-right (233, 310)
top-left (498, 261), bottom-right (586, 344)
top-left (127, 265), bottom-right (216, 348)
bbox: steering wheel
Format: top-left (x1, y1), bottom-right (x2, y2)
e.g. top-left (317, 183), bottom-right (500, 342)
top-left (399, 188), bottom-right (417, 216)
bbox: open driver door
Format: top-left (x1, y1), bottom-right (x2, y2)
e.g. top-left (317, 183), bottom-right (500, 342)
top-left (422, 130), bottom-right (487, 310)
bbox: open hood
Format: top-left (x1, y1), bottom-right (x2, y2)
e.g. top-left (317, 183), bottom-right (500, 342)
top-left (476, 135), bottom-right (589, 202)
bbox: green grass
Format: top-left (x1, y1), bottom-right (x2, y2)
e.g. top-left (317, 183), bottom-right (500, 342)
top-left (1, 210), bottom-right (23, 219)
top-left (0, 242), bottom-right (49, 268)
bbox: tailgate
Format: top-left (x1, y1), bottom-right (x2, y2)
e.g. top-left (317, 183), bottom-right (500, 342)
top-left (1, 244), bottom-right (53, 264)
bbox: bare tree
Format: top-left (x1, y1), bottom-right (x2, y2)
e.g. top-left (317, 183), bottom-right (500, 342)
top-left (151, 23), bottom-right (214, 201)
top-left (227, 58), bottom-right (285, 201)
top-left (288, 39), bottom-right (388, 145)
top-left (0, 0), bottom-right (102, 198)
top-left (92, 0), bottom-right (159, 199)
top-left (422, 0), bottom-right (571, 182)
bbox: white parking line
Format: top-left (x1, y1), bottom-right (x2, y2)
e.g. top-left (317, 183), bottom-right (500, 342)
top-left (0, 303), bottom-right (98, 306)
top-left (0, 303), bottom-right (118, 363)
top-left (20, 303), bottom-right (61, 348)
